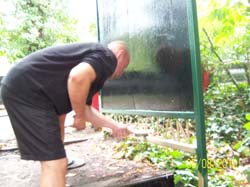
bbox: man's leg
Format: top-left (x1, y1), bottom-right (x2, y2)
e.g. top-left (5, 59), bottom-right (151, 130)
top-left (40, 114), bottom-right (67, 187)
top-left (1, 85), bottom-right (67, 187)
top-left (40, 158), bottom-right (67, 187)
top-left (59, 113), bottom-right (87, 170)
top-left (59, 114), bottom-right (66, 142)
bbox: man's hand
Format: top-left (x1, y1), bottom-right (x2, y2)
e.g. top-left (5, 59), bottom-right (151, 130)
top-left (72, 115), bottom-right (86, 130)
top-left (112, 124), bottom-right (132, 138)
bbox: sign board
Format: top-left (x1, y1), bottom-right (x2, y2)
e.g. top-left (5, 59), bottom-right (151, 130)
top-left (97, 0), bottom-right (193, 114)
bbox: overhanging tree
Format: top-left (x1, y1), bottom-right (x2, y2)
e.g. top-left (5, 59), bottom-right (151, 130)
top-left (0, 0), bottom-right (79, 63)
top-left (198, 0), bottom-right (250, 88)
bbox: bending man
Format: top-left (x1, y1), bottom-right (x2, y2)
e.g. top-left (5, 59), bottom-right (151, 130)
top-left (1, 41), bottom-right (131, 187)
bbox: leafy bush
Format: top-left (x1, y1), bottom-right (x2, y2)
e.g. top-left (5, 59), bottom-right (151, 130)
top-left (204, 83), bottom-right (250, 145)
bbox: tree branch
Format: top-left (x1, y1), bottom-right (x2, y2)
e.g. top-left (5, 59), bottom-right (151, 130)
top-left (202, 28), bottom-right (240, 90)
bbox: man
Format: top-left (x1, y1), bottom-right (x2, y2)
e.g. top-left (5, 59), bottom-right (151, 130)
top-left (1, 41), bottom-right (131, 187)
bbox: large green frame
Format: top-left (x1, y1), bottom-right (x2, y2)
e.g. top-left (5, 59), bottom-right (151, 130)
top-left (96, 0), bottom-right (208, 186)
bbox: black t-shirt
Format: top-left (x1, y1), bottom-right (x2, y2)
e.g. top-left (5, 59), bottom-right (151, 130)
top-left (2, 43), bottom-right (117, 114)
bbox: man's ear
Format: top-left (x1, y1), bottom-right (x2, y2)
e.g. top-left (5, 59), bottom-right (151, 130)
top-left (117, 49), bottom-right (123, 58)
top-left (117, 49), bottom-right (126, 61)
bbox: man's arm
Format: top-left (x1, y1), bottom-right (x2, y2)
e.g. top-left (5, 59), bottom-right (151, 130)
top-left (67, 63), bottom-right (96, 128)
top-left (85, 106), bottom-right (131, 138)
top-left (68, 62), bottom-right (131, 137)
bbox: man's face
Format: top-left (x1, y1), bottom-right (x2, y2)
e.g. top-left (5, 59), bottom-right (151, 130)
top-left (113, 55), bottom-right (129, 79)
top-left (110, 57), bottom-right (129, 80)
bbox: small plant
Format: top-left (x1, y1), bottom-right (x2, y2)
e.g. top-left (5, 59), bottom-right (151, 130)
top-left (243, 168), bottom-right (250, 183)
top-left (233, 113), bottom-right (250, 157)
top-left (114, 137), bottom-right (198, 186)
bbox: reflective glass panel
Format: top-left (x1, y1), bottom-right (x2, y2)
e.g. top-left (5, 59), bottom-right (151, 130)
top-left (97, 0), bottom-right (194, 111)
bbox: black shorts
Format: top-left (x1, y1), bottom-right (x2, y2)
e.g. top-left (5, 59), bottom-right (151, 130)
top-left (1, 85), bottom-right (66, 161)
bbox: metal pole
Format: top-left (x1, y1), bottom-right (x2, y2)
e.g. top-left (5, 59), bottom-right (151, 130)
top-left (187, 0), bottom-right (208, 186)
top-left (95, 0), bottom-right (100, 42)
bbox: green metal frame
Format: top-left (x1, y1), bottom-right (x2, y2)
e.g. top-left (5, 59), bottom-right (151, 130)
top-left (187, 1), bottom-right (208, 186)
top-left (96, 0), bottom-right (208, 186)
top-left (101, 109), bottom-right (195, 119)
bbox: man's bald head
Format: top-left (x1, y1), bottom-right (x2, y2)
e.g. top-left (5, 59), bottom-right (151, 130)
top-left (108, 41), bottom-right (130, 79)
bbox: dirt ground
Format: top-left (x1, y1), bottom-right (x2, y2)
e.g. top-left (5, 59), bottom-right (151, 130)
top-left (0, 107), bottom-right (172, 187)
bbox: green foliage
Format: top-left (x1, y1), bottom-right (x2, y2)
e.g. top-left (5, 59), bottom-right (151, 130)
top-left (88, 22), bottom-right (97, 38)
top-left (243, 168), bottom-right (250, 183)
top-left (233, 113), bottom-right (250, 157)
top-left (204, 83), bottom-right (250, 144)
top-left (199, 0), bottom-right (250, 59)
top-left (115, 137), bottom-right (198, 186)
top-left (208, 171), bottom-right (235, 187)
top-left (245, 113), bottom-right (250, 130)
top-left (198, 0), bottom-right (250, 86)
top-left (0, 12), bottom-right (8, 57)
top-left (115, 137), bottom-right (243, 186)
top-left (0, 0), bottom-right (79, 63)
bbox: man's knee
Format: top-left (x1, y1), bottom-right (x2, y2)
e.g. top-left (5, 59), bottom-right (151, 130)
top-left (40, 157), bottom-right (67, 187)
top-left (41, 157), bottom-right (67, 172)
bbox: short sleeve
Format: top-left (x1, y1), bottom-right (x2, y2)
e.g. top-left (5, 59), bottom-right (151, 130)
top-left (81, 47), bottom-right (117, 106)
top-left (82, 48), bottom-right (117, 83)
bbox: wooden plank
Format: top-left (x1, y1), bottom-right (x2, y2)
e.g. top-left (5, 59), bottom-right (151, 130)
top-left (145, 136), bottom-right (196, 154)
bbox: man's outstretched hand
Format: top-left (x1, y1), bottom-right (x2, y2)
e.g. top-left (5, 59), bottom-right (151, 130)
top-left (112, 124), bottom-right (132, 139)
